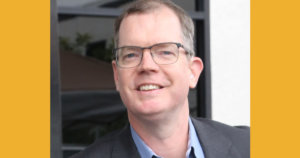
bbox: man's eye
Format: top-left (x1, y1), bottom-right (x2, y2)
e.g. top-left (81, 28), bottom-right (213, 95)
top-left (122, 52), bottom-right (139, 60)
top-left (163, 51), bottom-right (171, 55)
top-left (126, 53), bottom-right (136, 58)
top-left (159, 51), bottom-right (175, 56)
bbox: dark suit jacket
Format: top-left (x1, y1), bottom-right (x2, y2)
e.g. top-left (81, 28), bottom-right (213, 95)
top-left (71, 117), bottom-right (250, 158)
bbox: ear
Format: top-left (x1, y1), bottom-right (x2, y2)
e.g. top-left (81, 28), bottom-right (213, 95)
top-left (112, 60), bottom-right (119, 91)
top-left (189, 57), bottom-right (204, 88)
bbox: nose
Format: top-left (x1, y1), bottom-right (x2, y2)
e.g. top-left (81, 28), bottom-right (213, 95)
top-left (137, 49), bottom-right (159, 72)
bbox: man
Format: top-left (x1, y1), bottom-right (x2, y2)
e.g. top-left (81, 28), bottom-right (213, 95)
top-left (72, 0), bottom-right (249, 158)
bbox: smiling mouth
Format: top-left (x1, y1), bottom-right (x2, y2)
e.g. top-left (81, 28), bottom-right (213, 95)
top-left (138, 84), bottom-right (163, 91)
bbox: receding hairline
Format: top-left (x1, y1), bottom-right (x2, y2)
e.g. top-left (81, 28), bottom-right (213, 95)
top-left (119, 6), bottom-right (184, 47)
top-left (114, 0), bottom-right (195, 57)
top-left (115, 1), bottom-right (185, 45)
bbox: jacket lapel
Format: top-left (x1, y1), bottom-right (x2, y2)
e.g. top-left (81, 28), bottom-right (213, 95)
top-left (111, 125), bottom-right (141, 158)
top-left (191, 117), bottom-right (241, 158)
top-left (111, 118), bottom-right (242, 158)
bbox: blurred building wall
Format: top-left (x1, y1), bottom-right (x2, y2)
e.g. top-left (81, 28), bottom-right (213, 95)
top-left (210, 0), bottom-right (250, 126)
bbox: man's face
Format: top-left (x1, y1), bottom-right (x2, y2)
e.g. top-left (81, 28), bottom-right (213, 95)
top-left (112, 6), bottom-right (203, 119)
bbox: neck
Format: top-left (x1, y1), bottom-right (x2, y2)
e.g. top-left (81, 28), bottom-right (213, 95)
top-left (129, 103), bottom-right (190, 158)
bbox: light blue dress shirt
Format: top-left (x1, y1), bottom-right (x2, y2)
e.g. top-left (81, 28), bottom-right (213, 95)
top-left (130, 117), bottom-right (205, 158)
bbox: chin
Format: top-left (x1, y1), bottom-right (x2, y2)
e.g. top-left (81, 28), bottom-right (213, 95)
top-left (131, 103), bottom-right (173, 120)
top-left (136, 104), bottom-right (165, 115)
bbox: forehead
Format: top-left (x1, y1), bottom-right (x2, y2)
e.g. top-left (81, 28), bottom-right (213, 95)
top-left (118, 6), bottom-right (182, 47)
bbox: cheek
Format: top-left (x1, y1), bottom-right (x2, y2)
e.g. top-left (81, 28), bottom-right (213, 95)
top-left (172, 63), bottom-right (191, 83)
top-left (168, 67), bottom-right (191, 92)
top-left (118, 74), bottom-right (130, 90)
top-left (117, 70), bottom-right (136, 93)
top-left (175, 66), bottom-right (192, 92)
top-left (117, 73), bottom-right (134, 105)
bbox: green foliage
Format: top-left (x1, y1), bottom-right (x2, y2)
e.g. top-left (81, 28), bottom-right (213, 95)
top-left (75, 32), bottom-right (92, 46)
top-left (89, 39), bottom-right (114, 63)
top-left (59, 36), bottom-right (73, 51)
top-left (59, 33), bottom-right (114, 63)
top-left (59, 32), bottom-right (92, 55)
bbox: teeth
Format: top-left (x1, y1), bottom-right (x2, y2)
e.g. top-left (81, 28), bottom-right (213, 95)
top-left (139, 84), bottom-right (160, 91)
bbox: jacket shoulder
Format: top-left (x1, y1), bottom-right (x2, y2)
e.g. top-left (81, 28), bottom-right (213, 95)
top-left (192, 117), bottom-right (250, 158)
top-left (193, 117), bottom-right (249, 136)
top-left (71, 127), bottom-right (128, 158)
top-left (71, 126), bottom-right (139, 158)
top-left (71, 132), bottom-right (118, 158)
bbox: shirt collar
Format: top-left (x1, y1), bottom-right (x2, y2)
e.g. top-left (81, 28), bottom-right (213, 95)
top-left (187, 117), bottom-right (205, 158)
top-left (130, 117), bottom-right (205, 158)
top-left (130, 125), bottom-right (160, 158)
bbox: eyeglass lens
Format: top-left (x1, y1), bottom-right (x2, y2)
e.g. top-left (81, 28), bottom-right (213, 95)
top-left (116, 43), bottom-right (179, 68)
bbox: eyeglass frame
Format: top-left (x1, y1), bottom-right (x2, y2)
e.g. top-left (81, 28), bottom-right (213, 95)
top-left (113, 42), bottom-right (191, 68)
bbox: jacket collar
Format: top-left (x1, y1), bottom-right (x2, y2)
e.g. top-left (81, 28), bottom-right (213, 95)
top-left (111, 118), bottom-right (241, 158)
top-left (112, 124), bottom-right (141, 158)
top-left (191, 117), bottom-right (241, 158)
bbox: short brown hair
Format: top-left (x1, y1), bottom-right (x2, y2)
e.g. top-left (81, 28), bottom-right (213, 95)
top-left (114, 0), bottom-right (195, 56)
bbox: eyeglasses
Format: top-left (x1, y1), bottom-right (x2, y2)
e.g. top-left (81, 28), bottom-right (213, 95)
top-left (113, 42), bottom-right (190, 68)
